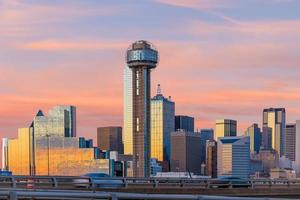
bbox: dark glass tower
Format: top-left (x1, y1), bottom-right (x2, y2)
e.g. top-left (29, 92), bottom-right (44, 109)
top-left (126, 40), bottom-right (158, 177)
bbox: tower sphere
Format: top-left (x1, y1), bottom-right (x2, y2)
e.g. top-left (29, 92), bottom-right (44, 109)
top-left (126, 40), bottom-right (159, 69)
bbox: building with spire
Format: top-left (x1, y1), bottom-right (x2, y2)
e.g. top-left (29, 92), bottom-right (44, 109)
top-left (151, 84), bottom-right (175, 165)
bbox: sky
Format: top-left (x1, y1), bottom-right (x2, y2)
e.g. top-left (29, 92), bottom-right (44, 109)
top-left (0, 0), bottom-right (300, 143)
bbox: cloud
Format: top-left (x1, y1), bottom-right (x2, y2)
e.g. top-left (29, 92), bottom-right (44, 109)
top-left (153, 0), bottom-right (228, 10)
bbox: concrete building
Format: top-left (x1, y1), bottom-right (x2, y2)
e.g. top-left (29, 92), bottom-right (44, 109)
top-left (263, 108), bottom-right (286, 156)
top-left (217, 136), bottom-right (250, 178)
top-left (245, 123), bottom-right (261, 153)
top-left (151, 84), bottom-right (175, 162)
top-left (97, 127), bottom-right (123, 154)
top-left (206, 140), bottom-right (217, 178)
top-left (126, 40), bottom-right (159, 177)
top-left (175, 115), bottom-right (194, 132)
top-left (285, 123), bottom-right (296, 161)
top-left (170, 130), bottom-right (201, 175)
top-left (123, 66), bottom-right (133, 155)
top-left (215, 119), bottom-right (237, 140)
top-left (290, 120), bottom-right (300, 172)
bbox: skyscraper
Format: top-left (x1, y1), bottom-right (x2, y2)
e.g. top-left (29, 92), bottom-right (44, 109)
top-left (217, 136), bottom-right (250, 178)
top-left (170, 130), bottom-right (201, 174)
top-left (126, 40), bottom-right (158, 177)
top-left (199, 129), bottom-right (214, 165)
top-left (261, 127), bottom-right (272, 150)
top-left (97, 126), bottom-right (124, 154)
top-left (206, 140), bottom-right (217, 178)
top-left (285, 123), bottom-right (296, 161)
top-left (293, 120), bottom-right (300, 172)
top-left (123, 66), bottom-right (133, 155)
top-left (175, 115), bottom-right (194, 132)
top-left (263, 108), bottom-right (286, 156)
top-left (215, 119), bottom-right (237, 140)
top-left (151, 84), bottom-right (175, 162)
top-left (245, 123), bottom-right (261, 153)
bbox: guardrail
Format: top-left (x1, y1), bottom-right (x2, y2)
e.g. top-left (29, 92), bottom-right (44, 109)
top-left (0, 176), bottom-right (300, 190)
top-left (0, 190), bottom-right (290, 200)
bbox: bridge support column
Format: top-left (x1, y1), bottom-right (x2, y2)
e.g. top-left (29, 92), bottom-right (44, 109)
top-left (9, 191), bottom-right (17, 200)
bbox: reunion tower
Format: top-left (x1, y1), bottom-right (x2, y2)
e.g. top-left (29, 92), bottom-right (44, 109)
top-left (126, 40), bottom-right (159, 177)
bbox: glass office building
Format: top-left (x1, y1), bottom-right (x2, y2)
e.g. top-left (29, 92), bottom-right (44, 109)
top-left (4, 106), bottom-right (111, 176)
top-left (263, 108), bottom-right (286, 156)
top-left (123, 66), bottom-right (133, 155)
top-left (175, 115), bottom-right (194, 132)
top-left (215, 119), bottom-right (237, 140)
top-left (245, 123), bottom-right (262, 153)
top-left (151, 85), bottom-right (175, 162)
top-left (217, 136), bottom-right (250, 178)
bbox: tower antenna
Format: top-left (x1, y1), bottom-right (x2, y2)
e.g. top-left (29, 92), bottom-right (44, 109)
top-left (157, 84), bottom-right (161, 95)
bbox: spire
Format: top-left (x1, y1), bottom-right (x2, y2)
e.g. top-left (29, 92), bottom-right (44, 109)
top-left (36, 110), bottom-right (44, 117)
top-left (157, 84), bottom-right (161, 95)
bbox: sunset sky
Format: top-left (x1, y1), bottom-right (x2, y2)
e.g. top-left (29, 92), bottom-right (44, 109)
top-left (1, 0), bottom-right (300, 142)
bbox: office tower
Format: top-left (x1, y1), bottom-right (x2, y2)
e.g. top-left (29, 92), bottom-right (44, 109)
top-left (263, 108), bottom-right (286, 156)
top-left (245, 123), bottom-right (262, 153)
top-left (217, 136), bottom-right (250, 178)
top-left (32, 105), bottom-right (76, 137)
top-left (261, 127), bottom-right (272, 150)
top-left (175, 115), bottom-right (194, 132)
top-left (291, 120), bottom-right (300, 172)
top-left (215, 119), bottom-right (237, 140)
top-left (2, 138), bottom-right (8, 171)
top-left (206, 140), bottom-right (217, 178)
top-left (97, 127), bottom-right (123, 154)
top-left (170, 130), bottom-right (201, 174)
top-left (4, 106), bottom-right (113, 176)
top-left (126, 40), bottom-right (159, 177)
top-left (123, 66), bottom-right (133, 155)
top-left (285, 124), bottom-right (296, 161)
top-left (151, 84), bottom-right (175, 162)
top-left (199, 129), bottom-right (214, 165)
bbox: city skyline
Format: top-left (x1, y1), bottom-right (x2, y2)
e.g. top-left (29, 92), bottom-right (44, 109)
top-left (1, 0), bottom-right (300, 144)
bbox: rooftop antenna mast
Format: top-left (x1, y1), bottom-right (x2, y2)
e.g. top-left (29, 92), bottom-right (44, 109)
top-left (157, 84), bottom-right (161, 95)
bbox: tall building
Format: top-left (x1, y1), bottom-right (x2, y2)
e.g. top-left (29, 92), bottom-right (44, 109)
top-left (170, 130), bottom-right (201, 175)
top-left (263, 108), bottom-right (286, 156)
top-left (175, 115), bottom-right (194, 132)
top-left (206, 140), bottom-right (217, 178)
top-left (285, 123), bottom-right (296, 162)
top-left (151, 84), bottom-right (175, 162)
top-left (4, 106), bottom-right (113, 176)
top-left (97, 127), bottom-right (123, 154)
top-left (32, 105), bottom-right (76, 137)
top-left (215, 119), bottom-right (237, 140)
top-left (123, 66), bottom-right (133, 155)
top-left (294, 121), bottom-right (300, 172)
top-left (245, 123), bottom-right (261, 153)
top-left (2, 138), bottom-right (8, 171)
top-left (199, 129), bottom-right (214, 165)
top-left (217, 136), bottom-right (250, 178)
top-left (261, 127), bottom-right (272, 150)
top-left (126, 40), bottom-right (159, 177)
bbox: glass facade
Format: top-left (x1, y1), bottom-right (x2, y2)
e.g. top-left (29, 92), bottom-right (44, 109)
top-left (215, 119), bottom-right (237, 140)
top-left (263, 108), bottom-right (286, 156)
top-left (245, 123), bottom-right (261, 153)
top-left (123, 66), bottom-right (133, 155)
top-left (217, 136), bottom-right (250, 178)
top-left (150, 91), bottom-right (175, 161)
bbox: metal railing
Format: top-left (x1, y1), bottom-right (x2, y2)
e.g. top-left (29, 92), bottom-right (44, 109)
top-left (0, 176), bottom-right (300, 190)
top-left (0, 190), bottom-right (290, 200)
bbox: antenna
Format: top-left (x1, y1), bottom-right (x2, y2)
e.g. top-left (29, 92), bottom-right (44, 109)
top-left (157, 84), bottom-right (161, 95)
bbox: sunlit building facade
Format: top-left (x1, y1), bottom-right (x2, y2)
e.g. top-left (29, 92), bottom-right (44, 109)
top-left (263, 108), bottom-right (286, 156)
top-left (151, 85), bottom-right (175, 162)
top-left (217, 136), bottom-right (250, 178)
top-left (215, 119), bottom-right (237, 140)
top-left (123, 66), bottom-right (133, 155)
top-left (245, 123), bottom-right (261, 153)
top-left (4, 106), bottom-right (112, 176)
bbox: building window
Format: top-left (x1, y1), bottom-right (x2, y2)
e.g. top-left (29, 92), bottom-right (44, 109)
top-left (137, 118), bottom-right (140, 132)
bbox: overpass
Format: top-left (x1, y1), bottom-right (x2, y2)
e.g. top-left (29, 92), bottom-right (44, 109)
top-left (0, 176), bottom-right (300, 199)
